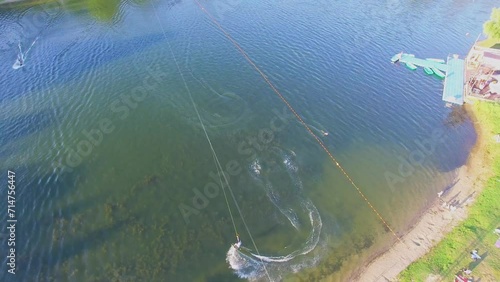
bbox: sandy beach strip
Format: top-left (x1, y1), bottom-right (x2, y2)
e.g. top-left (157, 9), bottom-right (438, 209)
top-left (353, 104), bottom-right (494, 282)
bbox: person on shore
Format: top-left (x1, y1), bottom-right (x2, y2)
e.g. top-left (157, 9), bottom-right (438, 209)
top-left (462, 268), bottom-right (472, 275)
top-left (470, 249), bottom-right (481, 261)
top-left (494, 228), bottom-right (500, 236)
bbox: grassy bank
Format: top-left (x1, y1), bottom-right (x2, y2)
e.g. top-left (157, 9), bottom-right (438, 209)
top-left (477, 38), bottom-right (500, 49)
top-left (399, 101), bottom-right (500, 281)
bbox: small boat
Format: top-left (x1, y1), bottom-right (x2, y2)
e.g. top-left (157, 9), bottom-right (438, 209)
top-left (423, 67), bottom-right (434, 75)
top-left (426, 58), bottom-right (445, 63)
top-left (431, 67), bottom-right (445, 79)
top-left (405, 62), bottom-right (417, 70)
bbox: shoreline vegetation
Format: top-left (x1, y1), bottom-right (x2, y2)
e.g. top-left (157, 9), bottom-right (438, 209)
top-left (355, 101), bottom-right (500, 281)
top-left (358, 10), bottom-right (500, 280)
top-left (398, 101), bottom-right (500, 281)
top-left (0, 0), bottom-right (126, 22)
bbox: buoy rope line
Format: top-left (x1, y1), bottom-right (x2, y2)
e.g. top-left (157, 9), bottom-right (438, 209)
top-left (193, 0), bottom-right (403, 244)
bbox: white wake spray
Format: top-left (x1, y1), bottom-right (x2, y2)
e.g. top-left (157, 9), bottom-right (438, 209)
top-left (227, 147), bottom-right (323, 281)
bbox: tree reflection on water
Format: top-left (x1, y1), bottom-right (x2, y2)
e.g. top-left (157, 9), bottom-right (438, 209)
top-left (0, 0), bottom-right (182, 21)
top-left (444, 105), bottom-right (470, 128)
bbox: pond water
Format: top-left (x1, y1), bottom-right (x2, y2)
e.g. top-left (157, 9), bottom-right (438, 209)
top-left (0, 0), bottom-right (496, 281)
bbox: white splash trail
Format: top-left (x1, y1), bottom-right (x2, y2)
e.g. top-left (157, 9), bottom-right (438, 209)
top-left (13, 37), bottom-right (38, 70)
top-left (227, 148), bottom-right (324, 280)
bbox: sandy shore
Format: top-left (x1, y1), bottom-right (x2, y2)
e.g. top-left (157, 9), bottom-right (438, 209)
top-left (354, 104), bottom-right (493, 282)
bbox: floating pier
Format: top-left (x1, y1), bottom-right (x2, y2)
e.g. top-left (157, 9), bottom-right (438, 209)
top-left (391, 53), bottom-right (465, 104)
top-left (442, 55), bottom-right (465, 105)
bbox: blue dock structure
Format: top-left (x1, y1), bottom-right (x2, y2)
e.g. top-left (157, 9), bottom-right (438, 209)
top-left (391, 53), bottom-right (465, 105)
top-left (443, 55), bottom-right (465, 105)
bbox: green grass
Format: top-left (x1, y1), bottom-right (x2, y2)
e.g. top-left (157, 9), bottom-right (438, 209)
top-left (399, 101), bottom-right (500, 281)
top-left (477, 38), bottom-right (500, 49)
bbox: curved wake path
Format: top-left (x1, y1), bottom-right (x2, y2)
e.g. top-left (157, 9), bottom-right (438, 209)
top-left (227, 148), bottom-right (323, 281)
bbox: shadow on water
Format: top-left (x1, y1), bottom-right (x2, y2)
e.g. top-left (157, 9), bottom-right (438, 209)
top-left (1, 113), bottom-right (252, 280)
top-left (9, 161), bottom-right (82, 221)
top-left (56, 193), bottom-right (104, 221)
top-left (7, 162), bottom-right (140, 281)
top-left (39, 219), bottom-right (130, 275)
top-left (0, 158), bottom-right (229, 280)
top-left (8, 162), bottom-right (108, 280)
top-left (0, 110), bottom-right (55, 148)
top-left (444, 106), bottom-right (470, 129)
top-left (0, 161), bottom-right (86, 281)
top-left (432, 106), bottom-right (477, 174)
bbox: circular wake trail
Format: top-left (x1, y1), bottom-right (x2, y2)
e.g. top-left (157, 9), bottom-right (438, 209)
top-left (227, 147), bottom-right (323, 280)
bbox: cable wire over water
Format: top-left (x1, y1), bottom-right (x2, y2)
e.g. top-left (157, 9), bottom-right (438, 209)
top-left (13, 37), bottom-right (38, 69)
top-left (150, 2), bottom-right (273, 280)
top-left (192, 0), bottom-right (403, 244)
